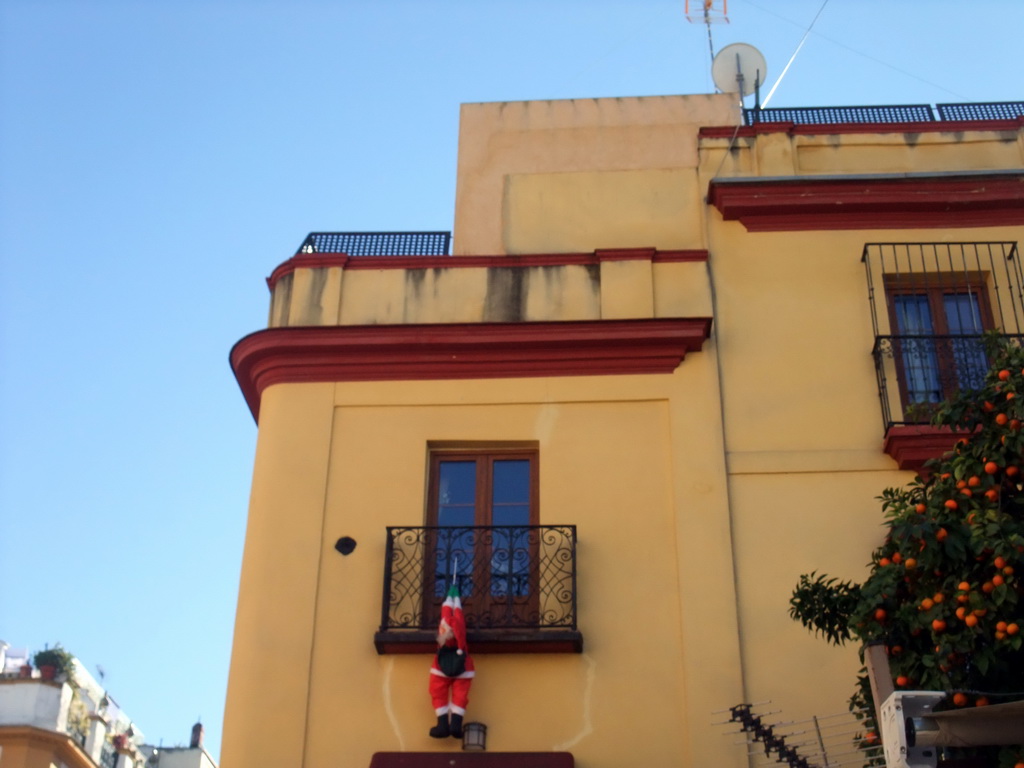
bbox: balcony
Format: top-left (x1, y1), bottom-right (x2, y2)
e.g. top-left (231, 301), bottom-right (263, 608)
top-left (862, 242), bottom-right (1024, 470)
top-left (375, 525), bottom-right (581, 654)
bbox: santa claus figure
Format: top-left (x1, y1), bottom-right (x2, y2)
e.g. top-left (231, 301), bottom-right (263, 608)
top-left (429, 583), bottom-right (474, 738)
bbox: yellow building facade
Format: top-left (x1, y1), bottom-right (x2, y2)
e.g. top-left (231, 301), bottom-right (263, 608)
top-left (225, 95), bottom-right (1024, 767)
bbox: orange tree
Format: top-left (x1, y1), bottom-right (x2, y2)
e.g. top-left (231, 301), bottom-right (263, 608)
top-left (790, 334), bottom-right (1024, 768)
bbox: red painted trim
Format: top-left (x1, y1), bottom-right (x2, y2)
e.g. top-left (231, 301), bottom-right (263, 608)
top-left (374, 629), bottom-right (583, 654)
top-left (230, 318), bottom-right (713, 421)
top-left (265, 249), bottom-right (708, 290)
top-left (652, 249), bottom-right (708, 263)
top-left (883, 425), bottom-right (972, 473)
top-left (370, 753), bottom-right (575, 767)
top-left (707, 172), bottom-right (1024, 231)
top-left (699, 117), bottom-right (1024, 139)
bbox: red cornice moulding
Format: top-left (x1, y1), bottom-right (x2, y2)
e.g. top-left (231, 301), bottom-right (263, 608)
top-left (698, 117), bottom-right (1024, 139)
top-left (230, 318), bottom-right (713, 421)
top-left (265, 248), bottom-right (708, 290)
top-left (883, 425), bottom-right (972, 474)
top-left (707, 173), bottom-right (1024, 231)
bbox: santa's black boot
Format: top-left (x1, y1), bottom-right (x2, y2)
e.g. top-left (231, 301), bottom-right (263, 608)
top-left (429, 714), bottom-right (450, 739)
top-left (449, 713), bottom-right (464, 739)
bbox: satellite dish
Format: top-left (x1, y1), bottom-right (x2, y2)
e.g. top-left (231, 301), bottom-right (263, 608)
top-left (712, 42), bottom-right (767, 98)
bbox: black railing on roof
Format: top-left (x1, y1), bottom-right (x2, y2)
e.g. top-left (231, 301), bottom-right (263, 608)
top-left (862, 242), bottom-right (1024, 430)
top-left (379, 525), bottom-right (577, 633)
top-left (936, 101), bottom-right (1024, 121)
top-left (297, 231), bottom-right (451, 256)
top-left (743, 101), bottom-right (1024, 125)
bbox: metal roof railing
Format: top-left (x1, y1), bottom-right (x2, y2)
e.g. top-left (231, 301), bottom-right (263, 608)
top-left (297, 231), bottom-right (451, 256)
top-left (744, 101), bottom-right (1024, 126)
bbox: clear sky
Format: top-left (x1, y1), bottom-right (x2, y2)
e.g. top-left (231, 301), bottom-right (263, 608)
top-left (1, 0), bottom-right (1020, 761)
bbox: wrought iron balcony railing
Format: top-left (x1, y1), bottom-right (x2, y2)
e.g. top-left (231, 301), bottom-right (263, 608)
top-left (862, 243), bottom-right (1024, 432)
top-left (376, 525), bottom-right (581, 653)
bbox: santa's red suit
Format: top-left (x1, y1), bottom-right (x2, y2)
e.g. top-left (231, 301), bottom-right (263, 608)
top-left (429, 584), bottom-right (474, 739)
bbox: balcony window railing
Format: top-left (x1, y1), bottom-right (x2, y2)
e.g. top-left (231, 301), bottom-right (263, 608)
top-left (862, 242), bottom-right (1024, 429)
top-left (376, 525), bottom-right (581, 653)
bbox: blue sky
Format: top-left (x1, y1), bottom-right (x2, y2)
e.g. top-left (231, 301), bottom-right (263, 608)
top-left (1, 0), bottom-right (1020, 761)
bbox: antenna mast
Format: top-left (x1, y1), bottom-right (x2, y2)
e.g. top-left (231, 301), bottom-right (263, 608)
top-left (685, 1), bottom-right (729, 68)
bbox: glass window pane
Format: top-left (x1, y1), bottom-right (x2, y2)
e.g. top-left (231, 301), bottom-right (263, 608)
top-left (894, 296), bottom-right (941, 403)
top-left (492, 460), bottom-right (531, 526)
top-left (943, 293), bottom-right (983, 334)
top-left (437, 461), bottom-right (476, 527)
top-left (491, 459), bottom-right (532, 598)
top-left (944, 293), bottom-right (988, 392)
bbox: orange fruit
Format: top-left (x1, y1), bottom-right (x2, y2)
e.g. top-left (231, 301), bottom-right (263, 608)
top-left (920, 598), bottom-right (934, 611)
top-left (976, 696), bottom-right (990, 706)
top-left (995, 556), bottom-right (1007, 569)
top-left (953, 692), bottom-right (968, 706)
top-left (968, 475), bottom-right (982, 487)
top-left (936, 527), bottom-right (948, 541)
top-left (996, 621), bottom-right (1008, 632)
top-left (997, 413), bottom-right (1009, 425)
top-left (958, 581), bottom-right (972, 591)
top-left (986, 489), bottom-right (1000, 502)
top-left (996, 630), bottom-right (1007, 640)
top-left (945, 499), bottom-right (959, 511)
top-left (892, 552), bottom-right (903, 564)
top-left (879, 557), bottom-right (891, 567)
top-left (956, 606), bottom-right (967, 620)
top-left (905, 557), bottom-right (917, 569)
top-left (1010, 465), bottom-right (1021, 477)
top-left (999, 369), bottom-right (1011, 381)
top-left (875, 608), bottom-right (887, 621)
top-left (973, 608), bottom-right (988, 617)
top-left (932, 618), bottom-right (946, 632)
top-left (1005, 566), bottom-right (1015, 576)
top-left (933, 592), bottom-right (945, 603)
top-left (986, 461), bottom-right (1000, 474)
top-left (965, 614), bottom-right (979, 627)
top-left (961, 488), bottom-right (973, 498)
top-left (895, 675), bottom-right (909, 687)
top-left (983, 581), bottom-right (996, 593)
top-left (915, 503), bottom-right (927, 513)
top-left (993, 574), bottom-right (1005, 587)
top-left (957, 479), bottom-right (968, 489)
top-left (1009, 623), bottom-right (1020, 635)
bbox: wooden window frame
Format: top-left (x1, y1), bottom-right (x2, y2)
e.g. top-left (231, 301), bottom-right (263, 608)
top-left (884, 273), bottom-right (994, 413)
top-left (425, 446), bottom-right (540, 628)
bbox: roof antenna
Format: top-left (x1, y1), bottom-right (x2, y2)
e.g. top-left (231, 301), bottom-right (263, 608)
top-left (685, 1), bottom-right (729, 70)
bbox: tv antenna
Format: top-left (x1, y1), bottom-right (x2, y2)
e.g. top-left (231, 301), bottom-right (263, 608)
top-left (712, 42), bottom-right (766, 111)
top-left (684, 1), bottom-right (729, 69)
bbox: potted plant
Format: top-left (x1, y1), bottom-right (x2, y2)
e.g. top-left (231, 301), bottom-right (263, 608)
top-left (32, 644), bottom-right (76, 685)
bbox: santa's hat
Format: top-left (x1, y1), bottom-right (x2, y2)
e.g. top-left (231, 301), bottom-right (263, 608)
top-left (440, 583), bottom-right (468, 654)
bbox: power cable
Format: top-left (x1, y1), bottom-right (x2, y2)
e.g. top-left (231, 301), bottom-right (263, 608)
top-left (740, 0), bottom-right (967, 100)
